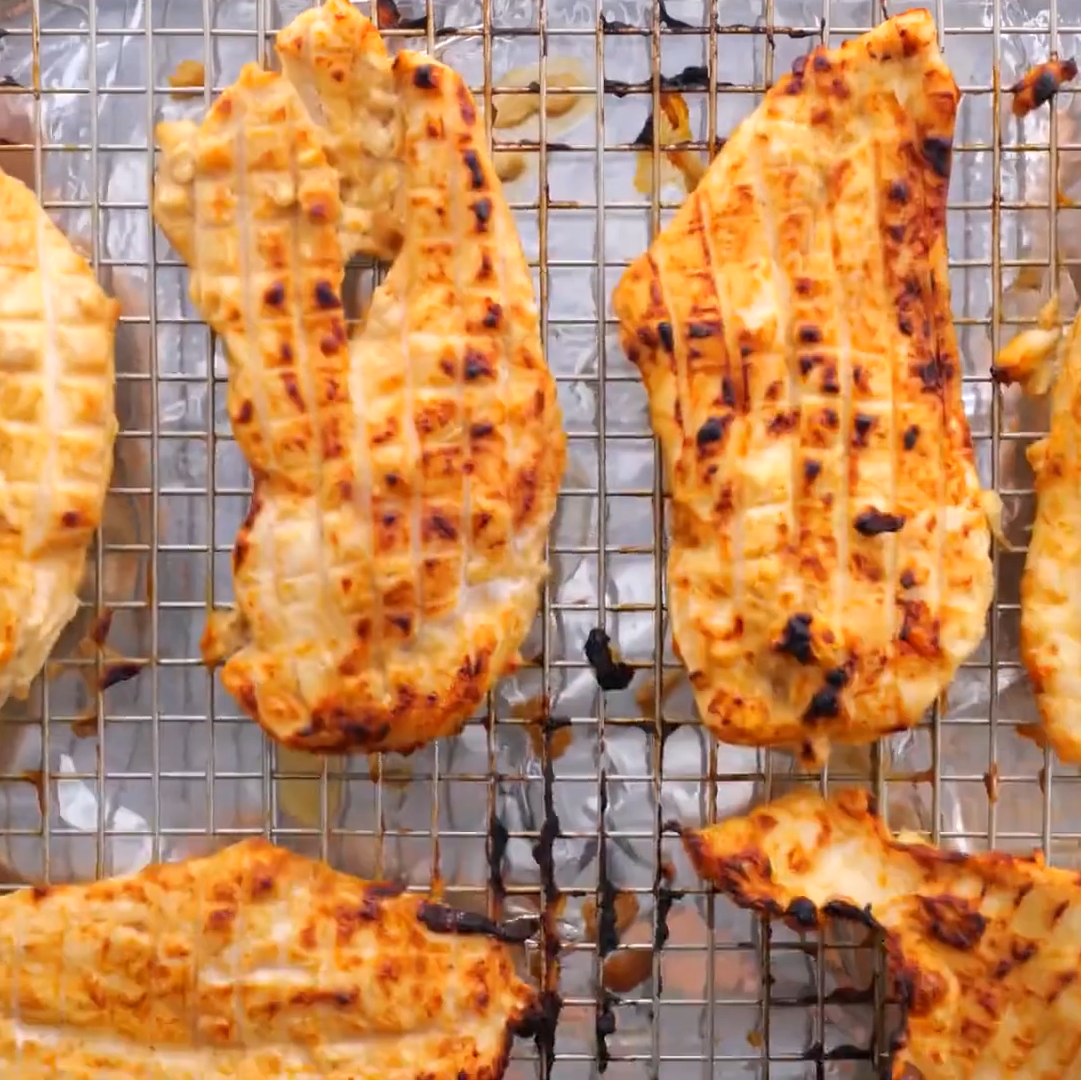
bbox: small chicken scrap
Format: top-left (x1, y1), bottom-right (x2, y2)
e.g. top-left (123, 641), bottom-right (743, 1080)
top-left (611, 12), bottom-right (994, 765)
top-left (1010, 58), bottom-right (1079, 119)
top-left (684, 788), bottom-right (1081, 1080)
top-left (0, 169), bottom-right (118, 710)
top-left (1020, 305), bottom-right (1081, 763)
top-left (0, 838), bottom-right (538, 1078)
top-left (992, 293), bottom-right (1062, 396)
top-left (153, 3), bottom-right (565, 755)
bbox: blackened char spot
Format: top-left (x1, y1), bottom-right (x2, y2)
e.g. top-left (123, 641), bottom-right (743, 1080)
top-left (464, 349), bottom-right (493, 380)
top-left (904, 424), bottom-right (919, 450)
top-left (915, 354), bottom-right (947, 391)
top-left (768, 410), bottom-right (798, 436)
top-left (696, 415), bottom-right (729, 448)
top-left (463, 149), bottom-right (485, 189)
top-left (413, 64), bottom-right (437, 90)
top-left (314, 281), bottom-right (341, 309)
top-left (777, 613), bottom-right (814, 664)
top-left (264, 281), bottom-right (285, 306)
top-left (798, 324), bottom-right (822, 344)
top-left (822, 900), bottom-right (877, 929)
top-left (854, 509), bottom-right (906, 537)
top-left (900, 569), bottom-right (916, 589)
top-left (918, 895), bottom-right (987, 950)
top-left (888, 179), bottom-right (910, 203)
top-left (688, 321), bottom-right (717, 339)
top-left (804, 686), bottom-right (841, 723)
top-left (472, 197), bottom-right (492, 228)
top-left (853, 413), bottom-right (874, 446)
top-left (786, 896), bottom-right (818, 927)
top-left (584, 628), bottom-right (634, 692)
top-left (483, 300), bottom-right (502, 329)
top-left (803, 459), bottom-right (821, 483)
top-left (721, 375), bottom-right (736, 408)
top-left (825, 667), bottom-right (848, 689)
top-left (922, 136), bottom-right (952, 179)
top-left (657, 321), bottom-right (674, 351)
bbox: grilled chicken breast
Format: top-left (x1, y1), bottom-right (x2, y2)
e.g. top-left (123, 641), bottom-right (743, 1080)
top-left (1020, 306), bottom-right (1081, 762)
top-left (0, 838), bottom-right (537, 1078)
top-left (153, 36), bottom-right (564, 754)
top-left (276, 0), bottom-right (402, 262)
top-left (0, 168), bottom-right (118, 709)
top-left (612, 12), bottom-right (994, 765)
top-left (685, 788), bottom-right (1081, 1080)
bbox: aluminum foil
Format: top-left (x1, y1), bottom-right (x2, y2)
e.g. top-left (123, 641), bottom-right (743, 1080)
top-left (0, 0), bottom-right (1074, 1076)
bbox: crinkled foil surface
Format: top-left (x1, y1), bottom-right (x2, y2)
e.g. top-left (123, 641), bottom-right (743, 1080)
top-left (0, 0), bottom-right (1076, 1076)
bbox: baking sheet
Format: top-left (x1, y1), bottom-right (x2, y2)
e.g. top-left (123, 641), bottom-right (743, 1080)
top-left (0, 0), bottom-right (1075, 1075)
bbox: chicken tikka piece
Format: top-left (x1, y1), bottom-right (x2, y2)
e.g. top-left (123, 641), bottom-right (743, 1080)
top-left (0, 838), bottom-right (538, 1078)
top-left (1019, 305), bottom-right (1081, 763)
top-left (153, 15), bottom-right (564, 754)
top-left (611, 11), bottom-right (994, 765)
top-left (0, 168), bottom-right (118, 710)
top-left (684, 788), bottom-right (1081, 1080)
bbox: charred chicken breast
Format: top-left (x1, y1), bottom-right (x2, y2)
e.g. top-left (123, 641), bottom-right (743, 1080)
top-left (685, 788), bottom-right (1081, 1080)
top-left (0, 168), bottom-right (118, 710)
top-left (153, 18), bottom-right (564, 753)
top-left (0, 838), bottom-right (537, 1078)
top-left (612, 12), bottom-right (994, 764)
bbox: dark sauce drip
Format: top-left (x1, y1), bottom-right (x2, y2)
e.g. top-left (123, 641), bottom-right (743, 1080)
top-left (488, 813), bottom-right (509, 902)
top-left (531, 749), bottom-right (563, 1075)
top-left (415, 901), bottom-right (537, 943)
top-left (607, 63), bottom-right (712, 99)
top-left (595, 774), bottom-right (615, 1072)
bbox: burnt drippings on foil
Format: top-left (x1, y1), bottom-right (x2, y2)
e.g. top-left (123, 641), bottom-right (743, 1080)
top-left (585, 628), bottom-right (635, 691)
top-left (654, 862), bottom-right (681, 961)
top-left (597, 1), bottom-right (695, 31)
top-left (488, 812), bottom-right (509, 901)
top-left (531, 750), bottom-right (564, 1073)
top-left (801, 1041), bottom-right (870, 1064)
top-left (605, 64), bottom-right (711, 97)
top-left (658, 1), bottom-right (693, 29)
top-left (415, 901), bottom-right (536, 943)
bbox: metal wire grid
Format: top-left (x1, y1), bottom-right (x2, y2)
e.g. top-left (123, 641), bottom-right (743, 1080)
top-left (0, 0), bottom-right (1070, 1076)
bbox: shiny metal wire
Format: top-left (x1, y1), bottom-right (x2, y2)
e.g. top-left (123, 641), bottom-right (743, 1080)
top-left (0, 0), bottom-right (1066, 1077)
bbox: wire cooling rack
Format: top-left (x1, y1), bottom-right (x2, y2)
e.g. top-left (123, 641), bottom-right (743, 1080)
top-left (0, 0), bottom-right (1074, 1077)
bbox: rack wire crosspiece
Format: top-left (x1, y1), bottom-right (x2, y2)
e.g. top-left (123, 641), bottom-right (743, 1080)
top-left (0, 0), bottom-right (1071, 1077)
